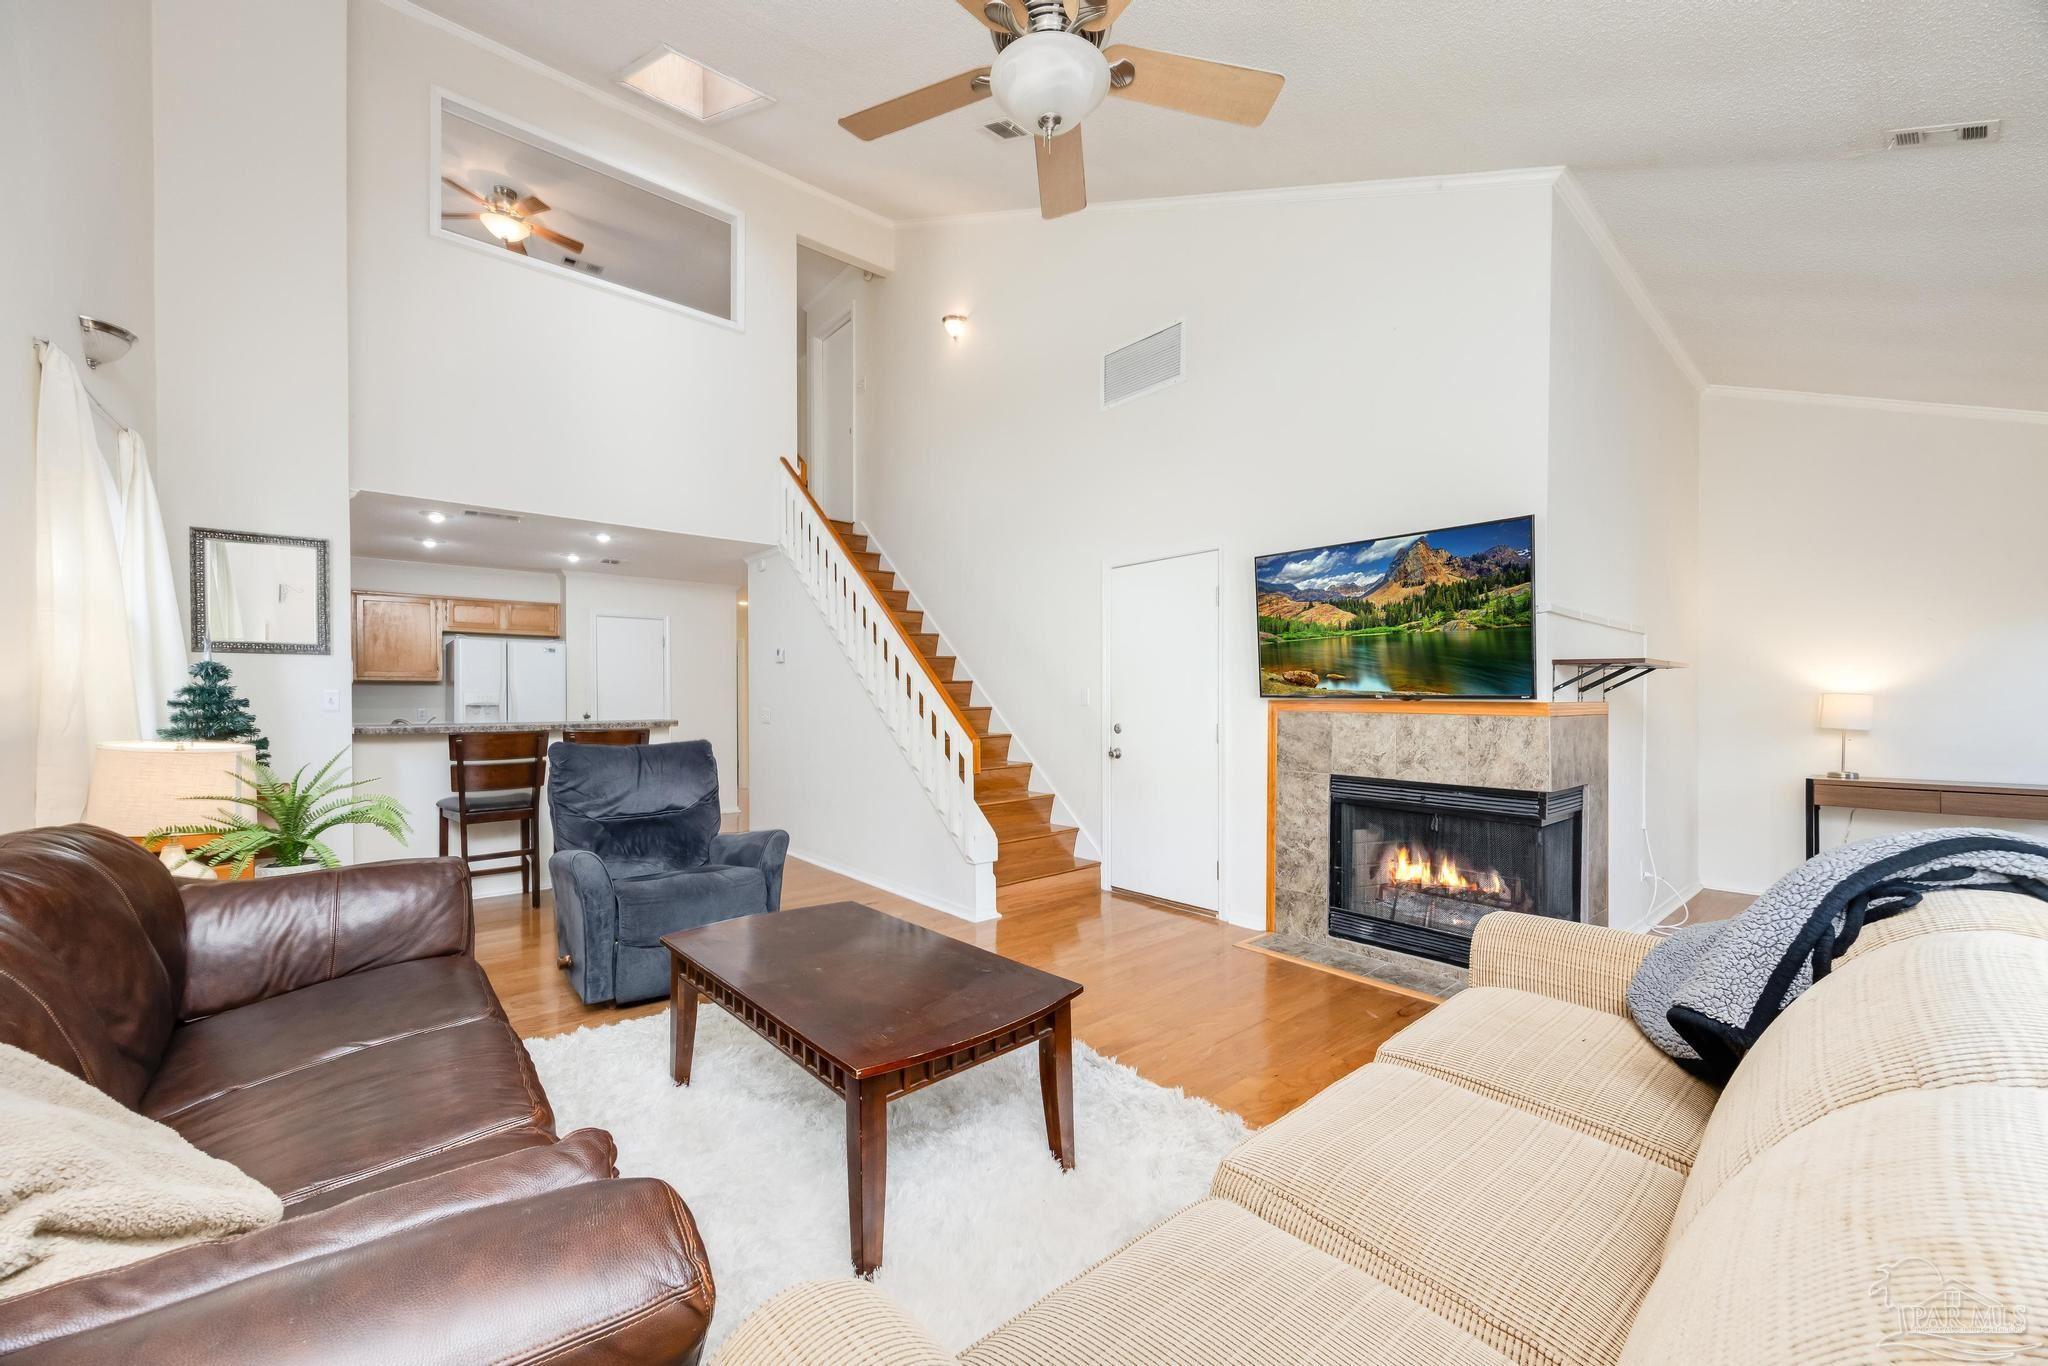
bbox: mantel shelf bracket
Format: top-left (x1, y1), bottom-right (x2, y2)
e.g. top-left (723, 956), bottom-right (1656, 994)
top-left (1550, 658), bottom-right (1686, 697)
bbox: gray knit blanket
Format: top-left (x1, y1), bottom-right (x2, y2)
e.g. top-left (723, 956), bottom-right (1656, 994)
top-left (1627, 828), bottom-right (2048, 1081)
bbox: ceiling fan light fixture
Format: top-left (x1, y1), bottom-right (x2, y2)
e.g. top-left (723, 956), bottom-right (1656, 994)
top-left (990, 31), bottom-right (1110, 138)
top-left (480, 209), bottom-right (532, 243)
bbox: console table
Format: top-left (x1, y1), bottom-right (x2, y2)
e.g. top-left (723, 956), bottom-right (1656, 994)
top-left (1805, 776), bottom-right (2048, 857)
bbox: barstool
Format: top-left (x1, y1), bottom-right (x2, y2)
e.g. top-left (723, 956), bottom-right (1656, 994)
top-left (563, 727), bottom-right (651, 746)
top-left (438, 731), bottom-right (548, 906)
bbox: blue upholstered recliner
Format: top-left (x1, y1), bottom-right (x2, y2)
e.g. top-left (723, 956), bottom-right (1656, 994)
top-left (547, 739), bottom-right (789, 1006)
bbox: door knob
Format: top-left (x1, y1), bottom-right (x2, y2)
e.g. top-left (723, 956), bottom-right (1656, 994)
top-left (1108, 747), bottom-right (1123, 759)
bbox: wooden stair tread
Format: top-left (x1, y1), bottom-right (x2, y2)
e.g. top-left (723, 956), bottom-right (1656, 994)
top-left (980, 793), bottom-right (1056, 838)
top-left (929, 655), bottom-right (960, 682)
top-left (975, 762), bottom-right (1033, 798)
top-left (994, 838), bottom-right (1097, 886)
top-left (995, 862), bottom-right (1102, 903)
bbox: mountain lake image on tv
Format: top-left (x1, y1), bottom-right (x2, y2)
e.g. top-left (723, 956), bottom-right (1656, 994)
top-left (1257, 515), bottom-right (1535, 698)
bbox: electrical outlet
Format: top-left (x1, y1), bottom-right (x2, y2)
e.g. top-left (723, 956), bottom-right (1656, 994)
top-left (320, 689), bottom-right (340, 712)
top-left (762, 706), bottom-right (773, 726)
top-left (415, 707), bottom-right (429, 723)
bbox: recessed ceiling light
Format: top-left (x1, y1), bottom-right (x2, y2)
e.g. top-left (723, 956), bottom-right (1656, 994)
top-left (616, 45), bottom-right (771, 123)
top-left (420, 538), bottom-right (439, 549)
top-left (564, 553), bottom-right (581, 564)
top-left (594, 532), bottom-right (612, 544)
top-left (424, 510), bottom-right (447, 524)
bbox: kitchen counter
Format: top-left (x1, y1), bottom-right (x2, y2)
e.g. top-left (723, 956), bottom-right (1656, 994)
top-left (353, 719), bottom-right (678, 737)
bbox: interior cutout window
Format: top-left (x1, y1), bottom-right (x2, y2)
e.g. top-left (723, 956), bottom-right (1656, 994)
top-left (436, 97), bottom-right (738, 324)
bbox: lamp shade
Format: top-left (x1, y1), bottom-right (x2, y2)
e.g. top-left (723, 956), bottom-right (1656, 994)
top-left (1817, 693), bottom-right (1874, 733)
top-left (82, 741), bottom-right (255, 837)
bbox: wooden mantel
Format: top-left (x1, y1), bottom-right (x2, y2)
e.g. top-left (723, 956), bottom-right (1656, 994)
top-left (1267, 698), bottom-right (1609, 718)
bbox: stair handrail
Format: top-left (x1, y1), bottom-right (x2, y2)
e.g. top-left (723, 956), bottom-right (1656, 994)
top-left (777, 459), bottom-right (995, 863)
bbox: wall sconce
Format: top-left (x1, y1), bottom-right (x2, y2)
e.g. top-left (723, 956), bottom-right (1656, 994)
top-left (941, 313), bottom-right (969, 342)
top-left (79, 315), bottom-right (138, 370)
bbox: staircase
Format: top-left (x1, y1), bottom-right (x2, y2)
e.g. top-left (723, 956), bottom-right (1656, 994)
top-left (777, 460), bottom-right (1097, 903)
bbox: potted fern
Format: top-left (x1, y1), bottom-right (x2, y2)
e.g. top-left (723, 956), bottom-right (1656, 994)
top-left (148, 750), bottom-right (411, 878)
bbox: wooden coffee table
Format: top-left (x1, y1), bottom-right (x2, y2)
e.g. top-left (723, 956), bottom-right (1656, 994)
top-left (662, 901), bottom-right (1083, 1276)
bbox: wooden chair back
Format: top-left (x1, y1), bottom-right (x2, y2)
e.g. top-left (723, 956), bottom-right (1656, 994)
top-left (564, 728), bottom-right (651, 746)
top-left (446, 731), bottom-right (548, 807)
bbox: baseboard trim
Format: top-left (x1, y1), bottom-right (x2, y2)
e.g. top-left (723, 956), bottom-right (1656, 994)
top-left (1620, 880), bottom-right (1705, 934)
top-left (786, 845), bottom-right (996, 924)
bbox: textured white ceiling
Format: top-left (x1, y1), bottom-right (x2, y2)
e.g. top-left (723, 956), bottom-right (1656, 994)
top-left (409, 0), bottom-right (2048, 410)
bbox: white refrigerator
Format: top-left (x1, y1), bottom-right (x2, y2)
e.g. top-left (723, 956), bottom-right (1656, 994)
top-left (446, 637), bottom-right (567, 724)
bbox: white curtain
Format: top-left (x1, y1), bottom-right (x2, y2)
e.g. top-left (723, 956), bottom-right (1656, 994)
top-left (113, 429), bottom-right (189, 735)
top-left (33, 344), bottom-right (139, 824)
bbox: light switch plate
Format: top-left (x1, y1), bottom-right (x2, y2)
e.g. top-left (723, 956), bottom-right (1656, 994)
top-left (320, 689), bottom-right (340, 712)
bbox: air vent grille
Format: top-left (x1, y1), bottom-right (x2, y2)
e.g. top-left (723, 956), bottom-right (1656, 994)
top-left (1102, 323), bottom-right (1184, 408)
top-left (1887, 119), bottom-right (2001, 149)
top-left (983, 119), bottom-right (1029, 141)
top-left (461, 509), bottom-right (522, 523)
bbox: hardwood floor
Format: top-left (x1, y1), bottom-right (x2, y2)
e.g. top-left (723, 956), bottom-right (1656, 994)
top-left (476, 857), bottom-right (1432, 1129)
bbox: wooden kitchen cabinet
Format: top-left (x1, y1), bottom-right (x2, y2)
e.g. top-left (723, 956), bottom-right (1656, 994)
top-left (443, 598), bottom-right (504, 632)
top-left (501, 600), bottom-right (561, 636)
top-left (352, 593), bottom-right (443, 682)
top-left (443, 598), bottom-right (561, 636)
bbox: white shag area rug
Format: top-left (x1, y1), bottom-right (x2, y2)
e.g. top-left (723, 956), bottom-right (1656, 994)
top-left (524, 1009), bottom-right (1247, 1354)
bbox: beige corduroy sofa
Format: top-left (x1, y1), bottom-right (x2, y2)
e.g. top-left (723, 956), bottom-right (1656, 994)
top-left (717, 892), bottom-right (2048, 1365)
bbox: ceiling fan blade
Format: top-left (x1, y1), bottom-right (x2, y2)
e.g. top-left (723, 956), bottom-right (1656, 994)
top-left (1102, 45), bottom-right (1285, 126)
top-left (1079, 0), bottom-right (1131, 31)
top-left (954, 0), bottom-right (1022, 33)
top-left (513, 195), bottom-right (550, 217)
top-left (529, 223), bottom-right (585, 255)
top-left (441, 212), bottom-right (483, 221)
top-left (440, 176), bottom-right (487, 205)
top-left (506, 238), bottom-right (529, 256)
top-left (1035, 127), bottom-right (1086, 220)
top-left (840, 67), bottom-right (992, 141)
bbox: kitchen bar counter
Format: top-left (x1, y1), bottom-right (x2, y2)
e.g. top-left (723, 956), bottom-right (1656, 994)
top-left (353, 719), bottom-right (678, 737)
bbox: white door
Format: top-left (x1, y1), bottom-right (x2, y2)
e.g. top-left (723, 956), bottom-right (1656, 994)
top-left (506, 640), bottom-right (566, 723)
top-left (1105, 550), bottom-right (1222, 911)
top-left (594, 615), bottom-right (668, 721)
top-left (809, 315), bottom-right (855, 520)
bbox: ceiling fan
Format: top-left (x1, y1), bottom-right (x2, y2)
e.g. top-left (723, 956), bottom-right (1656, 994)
top-left (838, 0), bottom-right (1284, 220)
top-left (441, 177), bottom-right (585, 256)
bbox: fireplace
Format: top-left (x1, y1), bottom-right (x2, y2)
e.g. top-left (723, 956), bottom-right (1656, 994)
top-left (1328, 774), bottom-right (1585, 968)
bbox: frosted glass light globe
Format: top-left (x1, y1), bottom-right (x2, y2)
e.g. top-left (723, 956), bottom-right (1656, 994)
top-left (990, 31), bottom-right (1110, 137)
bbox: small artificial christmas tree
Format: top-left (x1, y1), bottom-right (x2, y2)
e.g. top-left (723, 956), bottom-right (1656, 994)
top-left (159, 660), bottom-right (271, 763)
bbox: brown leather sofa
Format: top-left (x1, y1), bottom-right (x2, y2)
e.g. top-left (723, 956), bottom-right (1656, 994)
top-left (0, 825), bottom-right (714, 1363)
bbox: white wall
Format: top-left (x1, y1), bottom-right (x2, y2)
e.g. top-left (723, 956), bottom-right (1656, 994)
top-left (349, 555), bottom-right (561, 723)
top-left (561, 571), bottom-right (740, 811)
top-left (152, 0), bottom-right (354, 850)
top-left (860, 174), bottom-right (1558, 926)
top-left (346, 0), bottom-right (894, 546)
top-left (1698, 391), bottom-right (2048, 891)
top-left (747, 555), bottom-right (985, 918)
top-left (0, 0), bottom-right (159, 832)
top-left (1544, 188), bottom-right (1703, 928)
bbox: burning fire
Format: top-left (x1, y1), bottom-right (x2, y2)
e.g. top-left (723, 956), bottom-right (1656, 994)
top-left (1384, 846), bottom-right (1507, 897)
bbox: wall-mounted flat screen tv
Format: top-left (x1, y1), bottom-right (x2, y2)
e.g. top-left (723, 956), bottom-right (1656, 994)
top-left (1256, 515), bottom-right (1535, 699)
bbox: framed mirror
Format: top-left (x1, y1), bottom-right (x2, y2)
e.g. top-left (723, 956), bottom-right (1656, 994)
top-left (189, 528), bottom-right (330, 654)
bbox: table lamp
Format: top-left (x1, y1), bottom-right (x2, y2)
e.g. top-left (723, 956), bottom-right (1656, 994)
top-left (82, 741), bottom-right (256, 878)
top-left (1817, 693), bottom-right (1873, 780)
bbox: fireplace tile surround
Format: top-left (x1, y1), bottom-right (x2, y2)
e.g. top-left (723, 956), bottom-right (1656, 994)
top-left (1266, 701), bottom-right (1609, 996)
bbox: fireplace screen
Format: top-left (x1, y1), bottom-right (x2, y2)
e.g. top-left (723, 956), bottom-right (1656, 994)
top-left (1329, 775), bottom-right (1583, 968)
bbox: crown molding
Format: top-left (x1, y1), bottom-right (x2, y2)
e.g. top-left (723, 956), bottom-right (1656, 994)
top-left (1705, 385), bottom-right (2048, 426)
top-left (1550, 170), bottom-right (1706, 395)
top-left (378, 0), bottom-right (893, 235)
top-left (897, 165), bottom-right (1570, 229)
